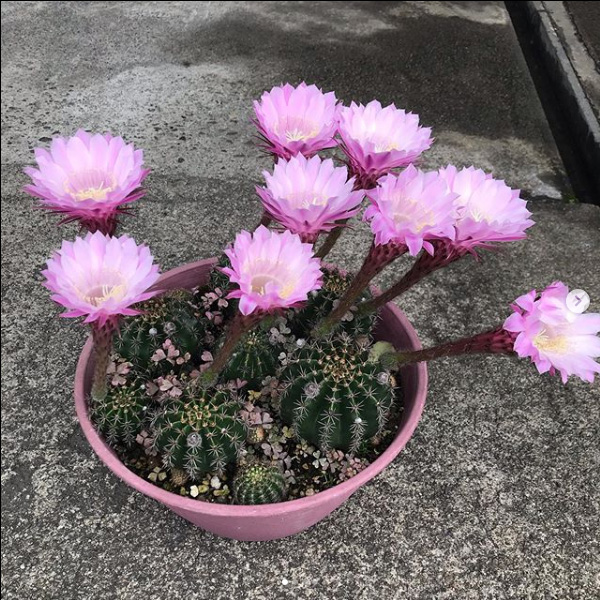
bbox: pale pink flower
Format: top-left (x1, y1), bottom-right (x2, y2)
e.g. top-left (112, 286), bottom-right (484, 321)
top-left (504, 282), bottom-right (600, 383)
top-left (42, 231), bottom-right (160, 327)
top-left (439, 165), bottom-right (534, 248)
top-left (222, 226), bottom-right (323, 315)
top-left (338, 101), bottom-right (433, 186)
top-left (364, 165), bottom-right (457, 255)
top-left (24, 130), bottom-right (149, 234)
top-left (256, 154), bottom-right (364, 241)
top-left (253, 82), bottom-right (338, 159)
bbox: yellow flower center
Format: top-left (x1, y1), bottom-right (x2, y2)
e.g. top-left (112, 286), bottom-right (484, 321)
top-left (374, 140), bottom-right (400, 153)
top-left (368, 132), bottom-right (401, 153)
top-left (76, 271), bottom-right (127, 307)
top-left (250, 273), bottom-right (295, 299)
top-left (64, 169), bottom-right (117, 202)
top-left (533, 329), bottom-right (570, 354)
top-left (276, 117), bottom-right (319, 143)
top-left (468, 206), bottom-right (491, 223)
top-left (285, 191), bottom-right (329, 209)
top-left (82, 283), bottom-right (127, 307)
top-left (390, 197), bottom-right (434, 232)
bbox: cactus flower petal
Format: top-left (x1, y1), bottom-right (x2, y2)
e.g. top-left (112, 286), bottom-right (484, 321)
top-left (222, 226), bottom-right (323, 315)
top-left (338, 100), bottom-right (433, 185)
top-left (257, 154), bottom-right (364, 238)
top-left (504, 281), bottom-right (600, 383)
top-left (42, 231), bottom-right (160, 327)
top-left (253, 82), bottom-right (338, 159)
top-left (24, 130), bottom-right (149, 233)
top-left (364, 165), bottom-right (457, 255)
top-left (439, 165), bottom-right (534, 248)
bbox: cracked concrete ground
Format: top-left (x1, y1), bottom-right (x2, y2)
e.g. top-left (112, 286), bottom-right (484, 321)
top-left (2, 2), bottom-right (598, 599)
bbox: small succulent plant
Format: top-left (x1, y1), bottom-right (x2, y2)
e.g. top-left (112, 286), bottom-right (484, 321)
top-left (288, 267), bottom-right (376, 338)
top-left (279, 335), bottom-right (396, 452)
top-left (114, 291), bottom-right (205, 373)
top-left (91, 380), bottom-right (150, 447)
top-left (152, 390), bottom-right (246, 478)
top-left (233, 463), bottom-right (287, 505)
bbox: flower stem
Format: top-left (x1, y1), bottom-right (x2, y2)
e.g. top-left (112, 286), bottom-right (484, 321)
top-left (314, 241), bottom-right (407, 336)
top-left (91, 325), bottom-right (114, 402)
top-left (300, 231), bottom-right (320, 245)
top-left (81, 213), bottom-right (118, 236)
top-left (357, 239), bottom-right (468, 315)
top-left (315, 226), bottom-right (344, 258)
top-left (385, 327), bottom-right (516, 368)
top-left (201, 311), bottom-right (265, 385)
top-left (254, 212), bottom-right (272, 231)
top-left (315, 174), bottom-right (371, 259)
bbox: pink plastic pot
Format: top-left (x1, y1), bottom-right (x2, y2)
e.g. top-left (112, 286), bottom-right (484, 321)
top-left (74, 259), bottom-right (427, 541)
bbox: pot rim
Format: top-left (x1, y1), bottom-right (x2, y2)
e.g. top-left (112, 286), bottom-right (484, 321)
top-left (74, 259), bottom-right (427, 517)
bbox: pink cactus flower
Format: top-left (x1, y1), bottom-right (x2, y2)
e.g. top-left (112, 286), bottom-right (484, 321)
top-left (364, 165), bottom-right (457, 255)
top-left (24, 130), bottom-right (149, 235)
top-left (504, 282), bottom-right (600, 383)
top-left (439, 165), bottom-right (534, 249)
top-left (337, 101), bottom-right (433, 187)
top-left (253, 82), bottom-right (338, 159)
top-left (222, 226), bottom-right (323, 315)
top-left (42, 231), bottom-right (160, 328)
top-left (256, 154), bottom-right (364, 242)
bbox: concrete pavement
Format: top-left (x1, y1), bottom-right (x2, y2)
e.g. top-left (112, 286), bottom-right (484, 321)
top-left (2, 3), bottom-right (598, 599)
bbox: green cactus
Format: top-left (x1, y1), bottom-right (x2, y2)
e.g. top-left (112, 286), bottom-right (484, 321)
top-left (279, 335), bottom-right (395, 452)
top-left (220, 327), bottom-right (280, 387)
top-left (91, 381), bottom-right (149, 447)
top-left (114, 291), bottom-right (204, 373)
top-left (208, 254), bottom-right (233, 296)
top-left (233, 463), bottom-right (287, 505)
top-left (152, 390), bottom-right (246, 478)
top-left (289, 267), bottom-right (377, 338)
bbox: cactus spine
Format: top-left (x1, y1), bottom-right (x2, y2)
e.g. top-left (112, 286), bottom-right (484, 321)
top-left (279, 335), bottom-right (395, 452)
top-left (152, 390), bottom-right (246, 478)
top-left (233, 463), bottom-right (287, 505)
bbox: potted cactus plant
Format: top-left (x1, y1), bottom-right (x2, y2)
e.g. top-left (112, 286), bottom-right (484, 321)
top-left (27, 83), bottom-right (600, 541)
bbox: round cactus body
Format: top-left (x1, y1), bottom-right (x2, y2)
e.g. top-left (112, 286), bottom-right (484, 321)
top-left (233, 463), bottom-right (287, 505)
top-left (220, 328), bottom-right (280, 387)
top-left (152, 391), bottom-right (245, 478)
top-left (92, 381), bottom-right (149, 447)
top-left (279, 335), bottom-right (395, 452)
top-left (115, 291), bottom-right (205, 373)
top-left (289, 267), bottom-right (376, 338)
top-left (208, 254), bottom-right (233, 297)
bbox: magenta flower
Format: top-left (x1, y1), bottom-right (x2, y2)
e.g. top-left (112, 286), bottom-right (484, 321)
top-left (24, 130), bottom-right (149, 235)
top-left (504, 282), bottom-right (600, 383)
top-left (222, 226), bottom-right (323, 315)
top-left (256, 154), bottom-right (364, 242)
top-left (42, 231), bottom-right (160, 328)
top-left (337, 101), bottom-right (433, 187)
top-left (253, 82), bottom-right (338, 159)
top-left (364, 165), bottom-right (457, 255)
top-left (439, 165), bottom-right (534, 249)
